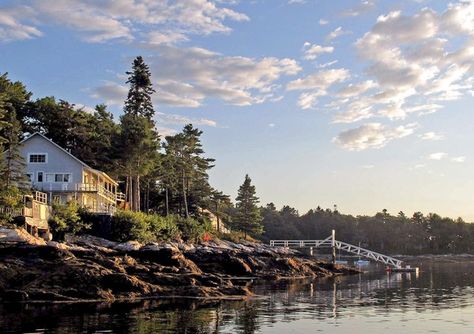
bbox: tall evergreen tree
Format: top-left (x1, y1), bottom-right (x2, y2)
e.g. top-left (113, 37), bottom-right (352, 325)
top-left (0, 110), bottom-right (27, 189)
top-left (210, 190), bottom-right (232, 232)
top-left (0, 74), bottom-right (28, 190)
top-left (235, 174), bottom-right (263, 238)
top-left (163, 124), bottom-right (214, 218)
top-left (120, 56), bottom-right (160, 211)
top-left (0, 93), bottom-right (7, 148)
top-left (124, 56), bottom-right (156, 119)
top-left (0, 73), bottom-right (31, 137)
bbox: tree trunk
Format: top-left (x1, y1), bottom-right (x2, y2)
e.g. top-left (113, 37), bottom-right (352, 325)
top-left (165, 187), bottom-right (169, 216)
top-left (125, 174), bottom-right (131, 210)
top-left (136, 175), bottom-right (141, 212)
top-left (182, 170), bottom-right (189, 218)
top-left (145, 181), bottom-right (150, 213)
top-left (215, 200), bottom-right (220, 232)
top-left (131, 176), bottom-right (139, 212)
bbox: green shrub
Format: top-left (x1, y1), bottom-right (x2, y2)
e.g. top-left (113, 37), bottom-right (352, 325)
top-left (48, 201), bottom-right (90, 240)
top-left (110, 210), bottom-right (154, 243)
top-left (146, 214), bottom-right (180, 241)
top-left (220, 231), bottom-right (243, 243)
top-left (176, 216), bottom-right (213, 243)
top-left (0, 186), bottom-right (24, 224)
top-left (110, 210), bottom-right (215, 244)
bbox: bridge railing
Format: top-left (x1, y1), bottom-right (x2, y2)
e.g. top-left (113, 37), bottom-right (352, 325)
top-left (335, 240), bottom-right (402, 268)
top-left (270, 235), bottom-right (333, 248)
top-left (270, 232), bottom-right (403, 268)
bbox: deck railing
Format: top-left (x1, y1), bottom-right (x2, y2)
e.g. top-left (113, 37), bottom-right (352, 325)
top-left (0, 206), bottom-right (23, 217)
top-left (33, 191), bottom-right (48, 204)
top-left (86, 203), bottom-right (116, 215)
top-left (75, 183), bottom-right (117, 202)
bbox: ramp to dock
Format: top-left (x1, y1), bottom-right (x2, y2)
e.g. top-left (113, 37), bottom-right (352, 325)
top-left (270, 231), bottom-right (403, 268)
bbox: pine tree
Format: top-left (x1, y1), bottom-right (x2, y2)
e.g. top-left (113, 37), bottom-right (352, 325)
top-left (124, 56), bottom-right (156, 119)
top-left (162, 124), bottom-right (214, 218)
top-left (235, 174), bottom-right (263, 238)
top-left (118, 112), bottom-right (159, 211)
top-left (0, 75), bottom-right (28, 190)
top-left (0, 110), bottom-right (28, 189)
top-left (120, 56), bottom-right (160, 211)
top-left (0, 93), bottom-right (7, 148)
top-left (0, 73), bottom-right (31, 136)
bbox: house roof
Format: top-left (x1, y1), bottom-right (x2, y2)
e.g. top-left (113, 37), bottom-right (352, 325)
top-left (21, 132), bottom-right (119, 186)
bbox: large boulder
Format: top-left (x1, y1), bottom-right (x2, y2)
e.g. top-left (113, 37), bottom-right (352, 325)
top-left (0, 227), bottom-right (46, 246)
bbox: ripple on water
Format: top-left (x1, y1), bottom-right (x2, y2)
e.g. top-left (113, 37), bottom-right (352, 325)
top-left (2, 262), bottom-right (474, 333)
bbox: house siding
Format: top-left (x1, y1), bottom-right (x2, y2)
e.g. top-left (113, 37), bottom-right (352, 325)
top-left (20, 135), bottom-right (84, 192)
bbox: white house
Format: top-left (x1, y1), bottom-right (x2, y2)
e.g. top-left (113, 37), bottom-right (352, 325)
top-left (19, 133), bottom-right (124, 215)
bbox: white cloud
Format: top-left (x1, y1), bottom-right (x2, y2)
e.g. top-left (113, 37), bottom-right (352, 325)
top-left (1, 0), bottom-right (249, 43)
top-left (341, 0), bottom-right (376, 17)
top-left (302, 43), bottom-right (334, 60)
top-left (319, 19), bottom-right (329, 25)
top-left (318, 60), bottom-right (338, 68)
top-left (156, 112), bottom-right (217, 127)
top-left (157, 127), bottom-right (178, 138)
top-left (296, 90), bottom-right (327, 110)
top-left (425, 153), bottom-right (466, 162)
top-left (287, 68), bottom-right (350, 109)
top-left (440, 1), bottom-right (474, 35)
top-left (74, 104), bottom-right (96, 114)
top-left (322, 2), bottom-right (474, 123)
top-left (361, 164), bottom-right (375, 169)
top-left (337, 80), bottom-right (377, 98)
top-left (268, 123), bottom-right (276, 127)
top-left (407, 104), bottom-right (443, 116)
top-left (287, 68), bottom-right (350, 91)
top-left (428, 152), bottom-right (447, 160)
top-left (93, 46), bottom-right (301, 108)
top-left (451, 156), bottom-right (466, 163)
top-left (151, 46), bottom-right (301, 106)
top-left (0, 6), bottom-right (42, 42)
top-left (418, 131), bottom-right (444, 141)
top-left (326, 27), bottom-right (349, 40)
top-left (90, 81), bottom-right (128, 106)
top-left (333, 99), bottom-right (374, 123)
top-left (147, 31), bottom-right (189, 46)
top-left (333, 122), bottom-right (417, 151)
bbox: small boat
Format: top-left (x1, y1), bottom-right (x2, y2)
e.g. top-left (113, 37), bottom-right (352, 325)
top-left (355, 259), bottom-right (370, 266)
top-left (335, 260), bottom-right (348, 265)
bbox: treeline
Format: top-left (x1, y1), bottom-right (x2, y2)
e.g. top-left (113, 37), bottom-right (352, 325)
top-left (261, 205), bottom-right (474, 255)
top-left (2, 56), bottom-right (472, 250)
top-left (0, 56), bottom-right (265, 240)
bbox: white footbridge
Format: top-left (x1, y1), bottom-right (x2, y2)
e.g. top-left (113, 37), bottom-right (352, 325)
top-left (270, 230), bottom-right (403, 269)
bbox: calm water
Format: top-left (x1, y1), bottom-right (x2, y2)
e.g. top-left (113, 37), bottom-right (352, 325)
top-left (2, 257), bottom-right (474, 333)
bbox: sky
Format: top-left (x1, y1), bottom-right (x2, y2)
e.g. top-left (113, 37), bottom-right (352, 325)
top-left (1, 0), bottom-right (474, 220)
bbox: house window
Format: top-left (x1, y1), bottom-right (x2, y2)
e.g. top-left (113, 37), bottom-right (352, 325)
top-left (37, 172), bottom-right (43, 182)
top-left (54, 174), bottom-right (71, 182)
top-left (45, 173), bottom-right (71, 183)
top-left (29, 154), bottom-right (47, 163)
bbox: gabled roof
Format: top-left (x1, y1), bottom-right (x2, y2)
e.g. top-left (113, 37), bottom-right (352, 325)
top-left (21, 132), bottom-right (118, 185)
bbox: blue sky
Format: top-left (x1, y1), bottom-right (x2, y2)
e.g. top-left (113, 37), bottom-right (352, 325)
top-left (1, 0), bottom-right (474, 220)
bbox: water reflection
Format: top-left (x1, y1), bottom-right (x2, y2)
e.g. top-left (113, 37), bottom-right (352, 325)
top-left (2, 260), bottom-right (474, 333)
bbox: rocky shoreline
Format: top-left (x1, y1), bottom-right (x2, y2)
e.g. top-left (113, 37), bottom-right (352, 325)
top-left (0, 232), bottom-right (358, 302)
